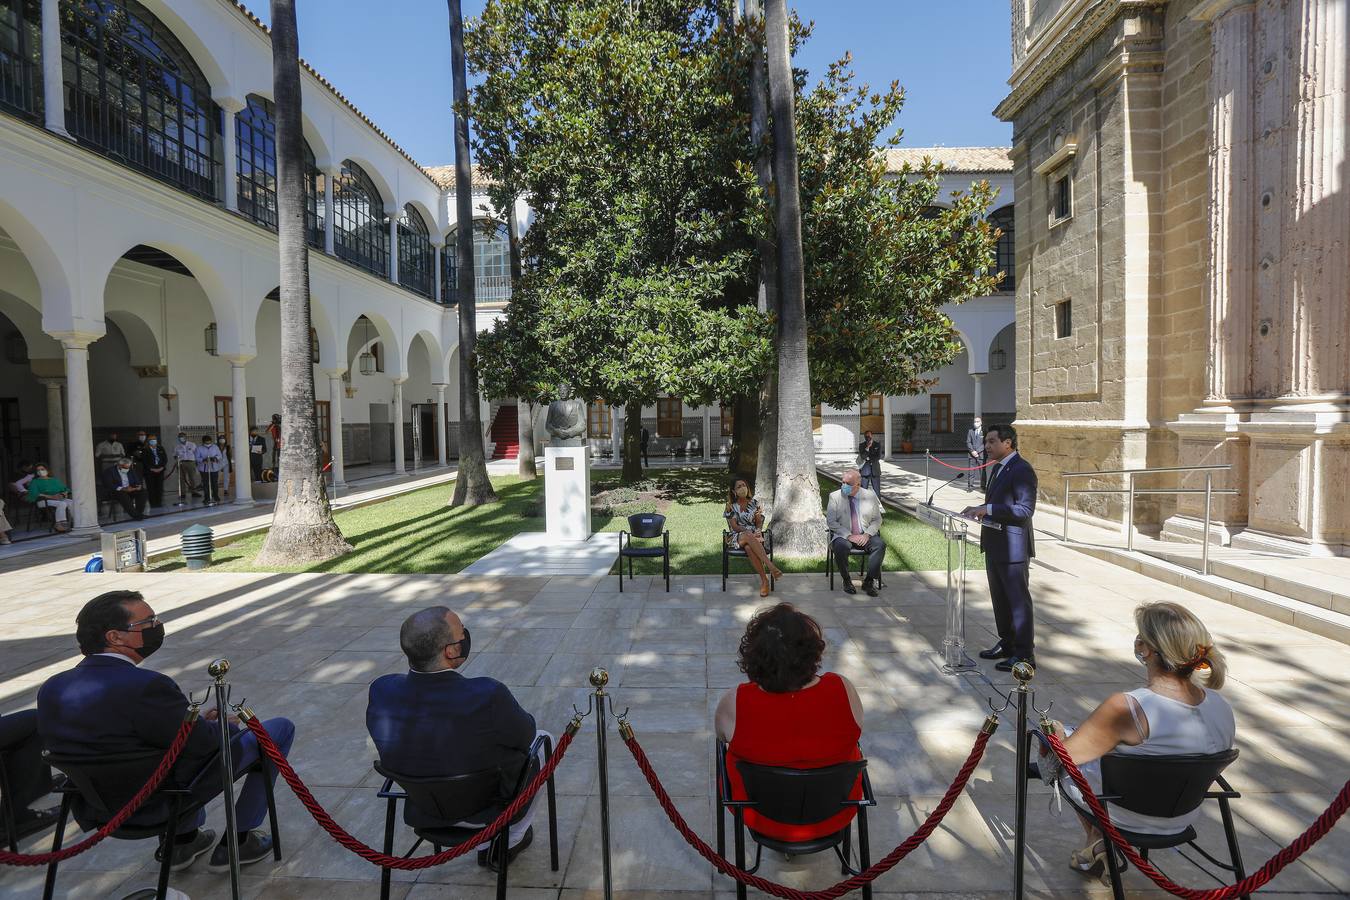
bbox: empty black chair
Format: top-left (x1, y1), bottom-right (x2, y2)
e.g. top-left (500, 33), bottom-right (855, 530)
top-left (715, 740), bottom-right (876, 900)
top-left (721, 529), bottom-right (775, 592)
top-left (825, 527), bottom-right (885, 591)
top-left (374, 733), bottom-right (559, 900)
top-left (40, 747), bottom-right (282, 900)
top-left (0, 743), bottom-right (20, 853)
top-left (1057, 748), bottom-right (1246, 900)
top-left (618, 512), bottom-right (670, 592)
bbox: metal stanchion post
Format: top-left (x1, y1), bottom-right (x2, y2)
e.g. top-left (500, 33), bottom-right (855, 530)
top-left (590, 668), bottom-right (614, 900)
top-left (924, 452), bottom-right (930, 504)
top-left (1011, 661), bottom-right (1034, 900)
top-left (209, 659), bottom-right (243, 900)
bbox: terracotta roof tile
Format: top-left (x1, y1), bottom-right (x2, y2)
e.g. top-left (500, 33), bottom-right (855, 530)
top-left (884, 146), bottom-right (1014, 174)
top-left (423, 164), bottom-right (497, 191)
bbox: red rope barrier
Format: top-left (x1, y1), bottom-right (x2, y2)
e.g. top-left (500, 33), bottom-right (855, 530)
top-left (0, 715), bottom-right (200, 867)
top-left (622, 721), bottom-right (995, 900)
top-left (927, 455), bottom-right (996, 473)
top-left (242, 713), bottom-right (576, 870)
top-left (1042, 730), bottom-right (1350, 899)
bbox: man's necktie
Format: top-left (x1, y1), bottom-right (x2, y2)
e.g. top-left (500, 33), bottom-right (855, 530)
top-left (850, 496), bottom-right (860, 534)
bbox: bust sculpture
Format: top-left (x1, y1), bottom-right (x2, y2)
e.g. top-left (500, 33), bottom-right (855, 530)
top-left (545, 386), bottom-right (588, 446)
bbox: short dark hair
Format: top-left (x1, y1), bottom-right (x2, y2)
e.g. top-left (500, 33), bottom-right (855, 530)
top-left (76, 591), bottom-right (141, 654)
top-left (985, 423), bottom-right (1017, 449)
top-left (737, 603), bottom-right (826, 693)
top-left (400, 606), bottom-right (454, 670)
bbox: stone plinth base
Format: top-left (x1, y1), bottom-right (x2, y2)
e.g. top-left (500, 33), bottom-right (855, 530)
top-left (545, 445), bottom-right (591, 543)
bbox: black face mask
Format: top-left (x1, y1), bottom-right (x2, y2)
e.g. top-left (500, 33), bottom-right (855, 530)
top-left (448, 627), bottom-right (471, 662)
top-left (135, 623), bottom-right (166, 659)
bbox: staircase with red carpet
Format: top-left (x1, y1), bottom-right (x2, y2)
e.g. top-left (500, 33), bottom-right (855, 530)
top-left (489, 404), bottom-right (520, 459)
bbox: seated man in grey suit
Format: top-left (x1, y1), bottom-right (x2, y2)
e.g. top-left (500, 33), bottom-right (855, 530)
top-left (825, 468), bottom-right (885, 596)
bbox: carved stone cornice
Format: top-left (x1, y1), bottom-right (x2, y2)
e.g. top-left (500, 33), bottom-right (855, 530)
top-left (995, 0), bottom-right (1169, 122)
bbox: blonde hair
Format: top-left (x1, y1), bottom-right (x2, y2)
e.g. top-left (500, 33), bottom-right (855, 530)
top-left (1134, 601), bottom-right (1226, 690)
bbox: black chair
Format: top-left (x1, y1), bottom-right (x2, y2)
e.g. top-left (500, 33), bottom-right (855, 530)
top-left (715, 740), bottom-right (876, 900)
top-left (40, 747), bottom-right (282, 900)
top-left (374, 733), bottom-right (559, 900)
top-left (825, 528), bottom-right (885, 591)
top-left (1056, 747), bottom-right (1247, 900)
top-left (0, 744), bottom-right (19, 853)
top-left (721, 529), bottom-right (775, 592)
top-left (618, 512), bottom-right (670, 593)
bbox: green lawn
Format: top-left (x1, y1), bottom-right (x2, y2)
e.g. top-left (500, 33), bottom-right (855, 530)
top-left (153, 468), bottom-right (982, 575)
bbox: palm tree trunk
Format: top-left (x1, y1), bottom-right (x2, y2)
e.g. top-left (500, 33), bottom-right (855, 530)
top-left (507, 201), bottom-right (537, 479)
top-left (449, 0), bottom-right (498, 507)
top-left (745, 0), bottom-right (779, 508)
top-left (256, 0), bottom-right (351, 565)
top-left (764, 0), bottom-right (825, 557)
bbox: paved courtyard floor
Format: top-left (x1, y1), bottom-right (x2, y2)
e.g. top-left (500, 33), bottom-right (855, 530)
top-left (2, 523), bottom-right (1348, 898)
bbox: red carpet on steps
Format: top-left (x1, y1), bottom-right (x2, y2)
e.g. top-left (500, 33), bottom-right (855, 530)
top-left (490, 405), bottom-right (520, 459)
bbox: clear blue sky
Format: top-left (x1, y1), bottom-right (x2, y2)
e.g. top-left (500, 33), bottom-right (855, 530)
top-left (253, 1), bottom-right (1012, 168)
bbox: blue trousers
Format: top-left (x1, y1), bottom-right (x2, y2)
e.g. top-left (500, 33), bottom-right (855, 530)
top-left (183, 717), bottom-right (294, 833)
top-left (986, 559), bottom-right (1035, 659)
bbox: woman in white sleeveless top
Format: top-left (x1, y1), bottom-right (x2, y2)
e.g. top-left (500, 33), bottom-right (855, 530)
top-left (1041, 601), bottom-right (1235, 882)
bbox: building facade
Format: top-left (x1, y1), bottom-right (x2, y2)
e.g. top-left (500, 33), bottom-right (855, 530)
top-left (997, 0), bottom-right (1350, 555)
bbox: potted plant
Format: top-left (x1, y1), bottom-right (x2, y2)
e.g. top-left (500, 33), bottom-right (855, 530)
top-left (900, 413), bottom-right (916, 453)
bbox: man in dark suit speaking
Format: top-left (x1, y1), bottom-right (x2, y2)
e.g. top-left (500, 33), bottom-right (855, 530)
top-left (962, 424), bottom-right (1037, 671)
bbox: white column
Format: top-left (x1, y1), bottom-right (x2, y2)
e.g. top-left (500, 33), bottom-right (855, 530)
top-left (388, 213), bottom-right (400, 285)
top-left (881, 395), bottom-right (892, 459)
top-left (434, 383), bottom-right (448, 466)
top-left (702, 406), bottom-right (711, 462)
top-left (40, 0), bottom-right (68, 137)
top-left (324, 168), bottom-right (337, 255)
top-left (38, 377), bottom-right (66, 481)
top-left (226, 356), bottom-right (253, 503)
top-left (327, 371), bottom-right (346, 486)
top-left (611, 405), bottom-right (623, 460)
top-left (433, 243), bottom-right (443, 303)
top-left (60, 336), bottom-right (98, 532)
top-left (217, 98), bottom-right (244, 212)
top-left (392, 378), bottom-right (406, 474)
top-left (971, 373), bottom-right (984, 425)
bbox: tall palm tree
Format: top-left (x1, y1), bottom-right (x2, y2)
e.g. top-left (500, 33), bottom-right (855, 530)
top-left (764, 0), bottom-right (824, 556)
top-left (449, 0), bottom-right (498, 507)
top-left (745, 0), bottom-right (779, 507)
top-left (256, 0), bottom-right (352, 564)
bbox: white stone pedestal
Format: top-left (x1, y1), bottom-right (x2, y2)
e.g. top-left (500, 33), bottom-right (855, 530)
top-left (545, 445), bottom-right (591, 543)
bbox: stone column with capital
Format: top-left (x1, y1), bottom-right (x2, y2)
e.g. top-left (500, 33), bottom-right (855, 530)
top-left (881, 394), bottom-right (892, 458)
top-left (225, 356), bottom-right (253, 503)
top-left (324, 168), bottom-right (338, 255)
top-left (611, 405), bottom-right (623, 461)
top-left (218, 98), bottom-right (245, 212)
top-left (326, 371), bottom-right (346, 486)
top-left (392, 379), bottom-right (406, 474)
top-left (57, 336), bottom-right (99, 532)
top-left (434, 384), bottom-right (448, 466)
top-left (38, 377), bottom-right (66, 484)
top-left (388, 214), bottom-right (400, 285)
top-left (971, 373), bottom-right (984, 425)
top-left (702, 407), bottom-right (711, 463)
top-left (40, 0), bottom-right (69, 137)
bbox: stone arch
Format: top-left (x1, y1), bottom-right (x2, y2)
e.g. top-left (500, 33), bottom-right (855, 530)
top-left (341, 156), bottom-right (397, 211)
top-left (133, 0), bottom-right (235, 98)
top-left (406, 329), bottom-right (444, 380)
top-left (103, 309), bottom-right (162, 367)
top-left (0, 200), bottom-right (78, 335)
top-left (342, 310), bottom-right (402, 378)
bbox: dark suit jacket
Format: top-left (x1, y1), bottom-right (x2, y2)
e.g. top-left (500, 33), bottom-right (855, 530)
top-left (367, 669), bottom-right (536, 823)
top-left (966, 428), bottom-right (984, 455)
top-left (37, 656), bottom-right (223, 823)
top-left (857, 440), bottom-right (881, 471)
top-left (101, 465), bottom-right (144, 495)
top-left (980, 453), bottom-right (1037, 563)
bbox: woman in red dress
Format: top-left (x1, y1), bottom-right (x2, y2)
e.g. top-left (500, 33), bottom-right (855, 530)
top-left (714, 603), bottom-right (865, 842)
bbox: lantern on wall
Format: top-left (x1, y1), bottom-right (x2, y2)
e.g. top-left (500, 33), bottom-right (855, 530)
top-left (357, 317), bottom-right (376, 376)
top-left (203, 322), bottom-right (218, 356)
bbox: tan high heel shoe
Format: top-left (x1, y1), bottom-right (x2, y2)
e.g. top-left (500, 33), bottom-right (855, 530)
top-left (759, 578), bottom-right (771, 597)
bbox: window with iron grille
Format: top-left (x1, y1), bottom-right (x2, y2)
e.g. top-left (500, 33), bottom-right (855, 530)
top-left (720, 404), bottom-right (734, 437)
top-left (0, 0), bottom-right (41, 121)
top-left (442, 219), bottom-right (512, 305)
top-left (587, 401), bottom-right (611, 439)
top-left (930, 394), bottom-right (952, 434)
top-left (398, 205), bottom-right (433, 298)
top-left (235, 95), bottom-right (322, 247)
top-left (989, 205), bottom-right (1015, 292)
top-left (1052, 174), bottom-right (1072, 223)
top-left (61, 0), bottom-right (219, 200)
top-left (657, 398), bottom-right (682, 438)
top-left (333, 160), bottom-right (389, 278)
top-left (1055, 299), bottom-right (1072, 339)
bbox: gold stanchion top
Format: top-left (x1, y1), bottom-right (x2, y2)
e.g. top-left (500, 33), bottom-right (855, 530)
top-left (207, 658), bottom-right (230, 680)
top-left (1012, 660), bottom-right (1035, 684)
top-left (588, 667), bottom-right (609, 689)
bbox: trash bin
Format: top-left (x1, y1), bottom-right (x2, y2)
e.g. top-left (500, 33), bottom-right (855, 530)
top-left (181, 523), bottom-right (214, 571)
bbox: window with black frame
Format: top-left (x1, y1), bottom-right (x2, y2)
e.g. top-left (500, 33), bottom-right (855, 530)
top-left (333, 160), bottom-right (389, 277)
top-left (61, 0), bottom-right (219, 200)
top-left (235, 95), bottom-right (324, 247)
top-left (0, 0), bottom-right (41, 121)
top-left (398, 205), bottom-right (433, 298)
top-left (989, 205), bottom-right (1015, 293)
top-left (441, 219), bottom-right (511, 305)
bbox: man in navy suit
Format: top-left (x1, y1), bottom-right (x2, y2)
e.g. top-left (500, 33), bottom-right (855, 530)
top-left (367, 606), bottom-right (546, 871)
top-left (963, 424), bottom-right (1037, 671)
top-left (37, 591), bottom-right (295, 873)
top-left (101, 457), bottom-right (147, 520)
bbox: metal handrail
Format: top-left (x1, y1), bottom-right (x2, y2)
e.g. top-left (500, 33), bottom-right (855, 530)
top-left (1061, 464), bottom-right (1234, 576)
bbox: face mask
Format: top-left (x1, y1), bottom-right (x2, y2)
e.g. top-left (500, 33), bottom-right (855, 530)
top-left (448, 627), bottom-right (471, 662)
top-left (841, 483), bottom-right (853, 497)
top-left (735, 485), bottom-right (749, 498)
top-left (119, 466), bottom-right (131, 472)
top-left (36, 469), bottom-right (48, 478)
top-left (148, 440), bottom-right (157, 447)
top-left (136, 623), bottom-right (166, 659)
top-left (136, 435), bottom-right (146, 442)
top-left (177, 437), bottom-right (186, 444)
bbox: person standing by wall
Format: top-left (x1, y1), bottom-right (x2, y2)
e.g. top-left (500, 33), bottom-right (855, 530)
top-left (248, 427), bottom-right (267, 482)
top-left (965, 416), bottom-right (985, 490)
top-left (266, 414), bottom-right (282, 470)
top-left (194, 434), bottom-right (225, 507)
top-left (857, 430), bottom-right (882, 495)
top-left (174, 433), bottom-right (201, 500)
top-left (94, 431), bottom-right (124, 477)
